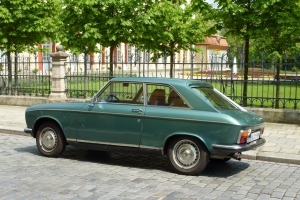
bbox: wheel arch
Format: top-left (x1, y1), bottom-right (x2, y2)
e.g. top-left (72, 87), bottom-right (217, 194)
top-left (162, 133), bottom-right (210, 155)
top-left (33, 117), bottom-right (66, 142)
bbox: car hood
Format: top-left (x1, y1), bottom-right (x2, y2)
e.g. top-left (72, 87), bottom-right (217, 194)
top-left (220, 109), bottom-right (265, 126)
top-left (26, 102), bottom-right (87, 112)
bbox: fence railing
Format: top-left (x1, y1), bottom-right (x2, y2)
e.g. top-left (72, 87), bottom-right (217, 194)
top-left (0, 53), bottom-right (299, 109)
top-left (0, 58), bottom-right (51, 97)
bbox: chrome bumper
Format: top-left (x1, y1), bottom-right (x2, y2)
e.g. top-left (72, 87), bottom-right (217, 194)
top-left (24, 128), bottom-right (34, 137)
top-left (24, 128), bottom-right (32, 133)
top-left (212, 138), bottom-right (266, 153)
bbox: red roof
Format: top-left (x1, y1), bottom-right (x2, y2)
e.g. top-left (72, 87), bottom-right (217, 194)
top-left (202, 35), bottom-right (229, 47)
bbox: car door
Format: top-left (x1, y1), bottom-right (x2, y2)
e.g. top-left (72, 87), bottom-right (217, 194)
top-left (140, 84), bottom-right (192, 149)
top-left (76, 81), bottom-right (145, 147)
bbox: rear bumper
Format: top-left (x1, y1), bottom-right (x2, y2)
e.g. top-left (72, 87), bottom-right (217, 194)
top-left (212, 138), bottom-right (266, 153)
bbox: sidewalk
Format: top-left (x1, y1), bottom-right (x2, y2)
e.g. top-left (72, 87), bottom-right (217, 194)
top-left (0, 105), bottom-right (300, 164)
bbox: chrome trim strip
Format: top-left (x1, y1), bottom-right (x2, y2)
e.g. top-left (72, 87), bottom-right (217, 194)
top-left (66, 138), bottom-right (77, 142)
top-left (139, 145), bottom-right (162, 151)
top-left (68, 140), bottom-right (162, 151)
top-left (27, 109), bottom-right (80, 113)
top-left (144, 115), bottom-right (227, 124)
top-left (78, 110), bottom-right (142, 117)
top-left (28, 109), bottom-right (143, 117)
top-left (93, 102), bottom-right (145, 106)
top-left (76, 139), bottom-right (139, 148)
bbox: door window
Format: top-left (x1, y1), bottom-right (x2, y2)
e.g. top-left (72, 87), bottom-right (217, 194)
top-left (98, 82), bottom-right (144, 104)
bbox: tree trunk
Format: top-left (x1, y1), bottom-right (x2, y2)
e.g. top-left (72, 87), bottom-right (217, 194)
top-left (7, 50), bottom-right (12, 95)
top-left (170, 50), bottom-right (174, 78)
top-left (109, 47), bottom-right (114, 79)
top-left (14, 51), bottom-right (18, 94)
top-left (242, 35), bottom-right (249, 106)
top-left (275, 62), bottom-right (280, 108)
top-left (84, 51), bottom-right (88, 98)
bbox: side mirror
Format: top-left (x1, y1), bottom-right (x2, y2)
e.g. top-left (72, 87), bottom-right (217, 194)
top-left (89, 95), bottom-right (97, 107)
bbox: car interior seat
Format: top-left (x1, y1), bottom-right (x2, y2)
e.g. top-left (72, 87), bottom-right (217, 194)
top-left (149, 89), bottom-right (166, 105)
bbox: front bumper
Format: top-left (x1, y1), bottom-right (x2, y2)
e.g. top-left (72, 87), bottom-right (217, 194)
top-left (212, 138), bottom-right (266, 153)
top-left (24, 128), bottom-right (34, 137)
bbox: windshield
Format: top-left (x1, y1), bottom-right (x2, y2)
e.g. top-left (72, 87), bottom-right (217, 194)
top-left (192, 87), bottom-right (244, 111)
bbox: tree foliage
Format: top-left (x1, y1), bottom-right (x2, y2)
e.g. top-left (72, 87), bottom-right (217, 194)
top-left (96, 0), bottom-right (142, 78)
top-left (61, 0), bottom-right (143, 78)
top-left (214, 0), bottom-right (300, 107)
top-left (60, 0), bottom-right (103, 55)
top-left (135, 0), bottom-right (213, 77)
top-left (253, 0), bottom-right (300, 56)
top-left (0, 0), bottom-right (62, 52)
top-left (0, 0), bottom-right (63, 89)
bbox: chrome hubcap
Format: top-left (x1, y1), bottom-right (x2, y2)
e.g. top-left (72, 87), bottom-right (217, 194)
top-left (173, 140), bottom-right (200, 169)
top-left (40, 128), bottom-right (57, 152)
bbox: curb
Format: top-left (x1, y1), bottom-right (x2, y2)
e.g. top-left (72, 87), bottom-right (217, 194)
top-left (241, 149), bottom-right (300, 165)
top-left (0, 129), bottom-right (29, 137)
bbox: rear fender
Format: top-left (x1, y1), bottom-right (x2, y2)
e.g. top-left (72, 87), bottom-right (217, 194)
top-left (162, 132), bottom-right (210, 155)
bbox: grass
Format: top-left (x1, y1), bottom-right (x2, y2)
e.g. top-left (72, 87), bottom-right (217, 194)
top-left (210, 81), bottom-right (300, 109)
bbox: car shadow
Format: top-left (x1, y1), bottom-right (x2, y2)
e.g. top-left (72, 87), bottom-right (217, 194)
top-left (15, 145), bottom-right (250, 177)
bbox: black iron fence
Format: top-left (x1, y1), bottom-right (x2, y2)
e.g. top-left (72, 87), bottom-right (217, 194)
top-left (0, 52), bottom-right (299, 109)
top-left (0, 55), bottom-right (51, 96)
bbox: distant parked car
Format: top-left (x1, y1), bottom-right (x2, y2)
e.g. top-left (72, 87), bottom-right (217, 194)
top-left (24, 77), bottom-right (265, 175)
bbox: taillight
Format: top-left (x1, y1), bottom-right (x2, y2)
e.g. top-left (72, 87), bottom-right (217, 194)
top-left (260, 126), bottom-right (265, 137)
top-left (237, 129), bottom-right (251, 144)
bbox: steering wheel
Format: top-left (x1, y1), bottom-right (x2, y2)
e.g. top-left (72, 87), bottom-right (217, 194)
top-left (107, 94), bottom-right (119, 102)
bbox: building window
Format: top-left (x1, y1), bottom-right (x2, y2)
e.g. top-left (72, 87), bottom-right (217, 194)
top-left (117, 46), bottom-right (121, 63)
top-left (127, 45), bottom-right (132, 63)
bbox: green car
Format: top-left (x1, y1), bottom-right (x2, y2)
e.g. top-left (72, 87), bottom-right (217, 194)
top-left (24, 77), bottom-right (265, 175)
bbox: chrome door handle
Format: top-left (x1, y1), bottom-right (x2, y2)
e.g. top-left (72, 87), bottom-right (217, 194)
top-left (132, 109), bottom-right (143, 114)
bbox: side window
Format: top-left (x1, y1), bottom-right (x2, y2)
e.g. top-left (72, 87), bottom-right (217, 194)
top-left (98, 82), bottom-right (143, 104)
top-left (147, 84), bottom-right (187, 108)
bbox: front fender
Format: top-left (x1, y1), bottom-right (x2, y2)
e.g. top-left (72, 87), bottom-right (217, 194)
top-left (32, 116), bottom-right (64, 138)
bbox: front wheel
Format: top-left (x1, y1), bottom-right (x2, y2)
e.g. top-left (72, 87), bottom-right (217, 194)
top-left (167, 136), bottom-right (208, 175)
top-left (36, 122), bottom-right (66, 157)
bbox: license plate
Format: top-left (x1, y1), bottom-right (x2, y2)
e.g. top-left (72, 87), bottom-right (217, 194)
top-left (250, 131), bottom-right (260, 142)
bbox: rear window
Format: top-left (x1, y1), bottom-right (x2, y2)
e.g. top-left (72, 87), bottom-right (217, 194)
top-left (192, 87), bottom-right (238, 110)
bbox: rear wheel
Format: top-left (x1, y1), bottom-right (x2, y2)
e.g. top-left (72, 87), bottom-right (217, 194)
top-left (167, 136), bottom-right (208, 175)
top-left (36, 122), bottom-right (66, 157)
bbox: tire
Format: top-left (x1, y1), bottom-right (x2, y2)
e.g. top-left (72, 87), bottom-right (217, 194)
top-left (167, 136), bottom-right (208, 175)
top-left (36, 122), bottom-right (66, 157)
top-left (210, 158), bottom-right (231, 163)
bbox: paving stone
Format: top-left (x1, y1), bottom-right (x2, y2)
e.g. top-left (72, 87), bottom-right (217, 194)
top-left (1, 131), bottom-right (300, 200)
top-left (271, 191), bottom-right (285, 199)
top-left (280, 148), bottom-right (300, 154)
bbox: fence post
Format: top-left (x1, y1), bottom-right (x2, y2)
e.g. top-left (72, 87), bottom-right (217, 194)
top-left (49, 47), bottom-right (69, 100)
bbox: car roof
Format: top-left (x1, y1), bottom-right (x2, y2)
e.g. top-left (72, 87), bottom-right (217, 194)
top-left (111, 77), bottom-right (212, 88)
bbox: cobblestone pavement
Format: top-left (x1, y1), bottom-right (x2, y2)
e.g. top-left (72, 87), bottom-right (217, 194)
top-left (1, 133), bottom-right (300, 200)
